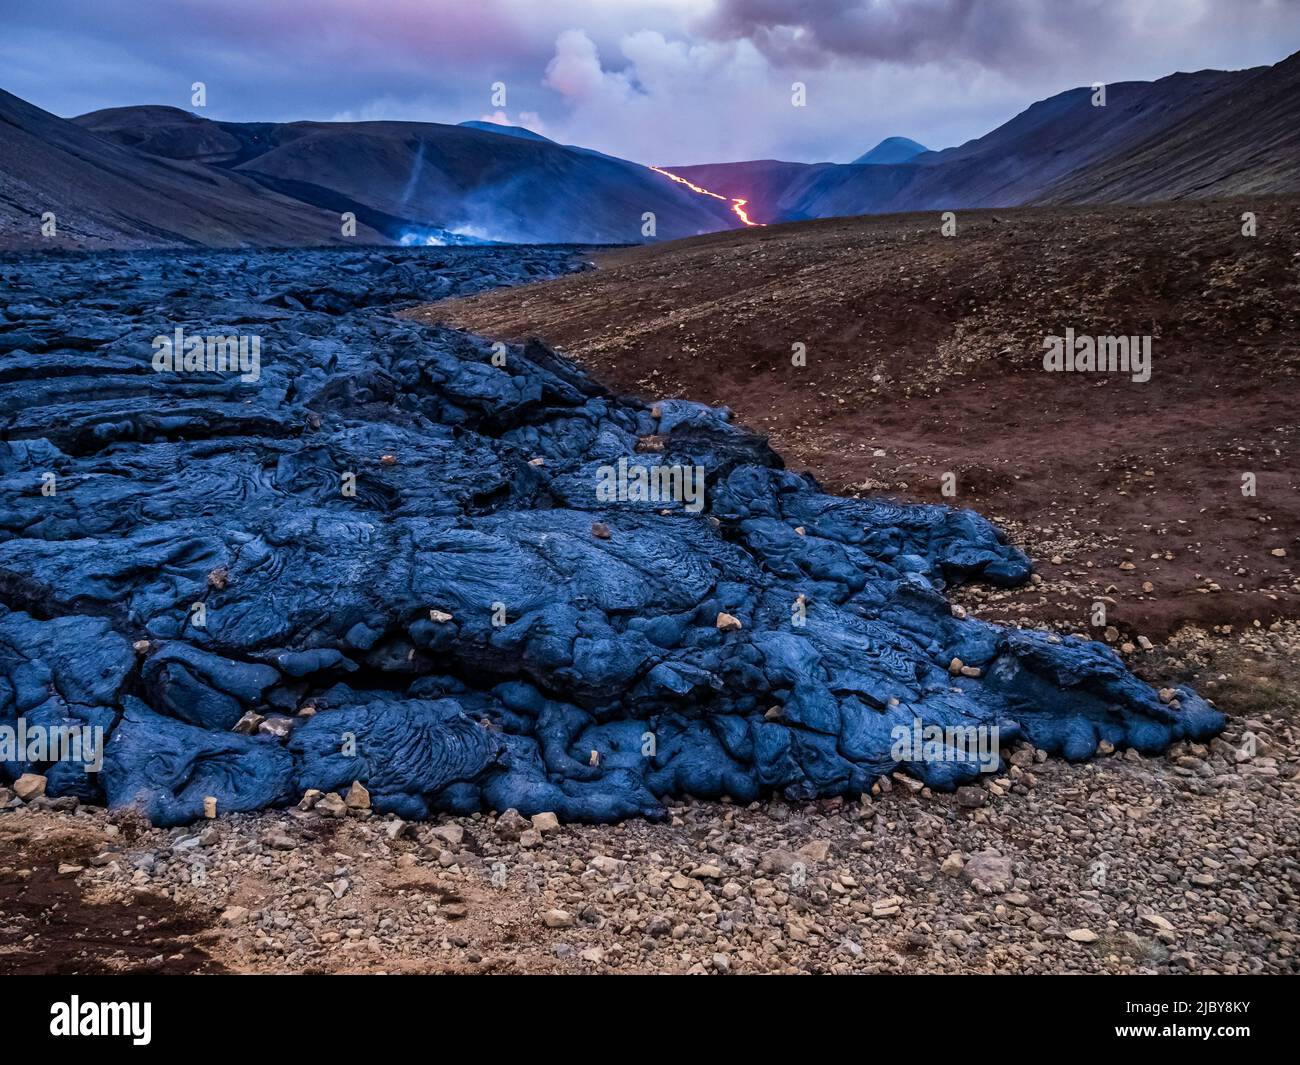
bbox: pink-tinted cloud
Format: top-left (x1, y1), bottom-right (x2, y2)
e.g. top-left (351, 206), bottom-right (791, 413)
top-left (2, 0), bottom-right (1297, 164)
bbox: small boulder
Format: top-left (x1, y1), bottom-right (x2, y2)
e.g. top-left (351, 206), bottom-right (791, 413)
top-left (258, 716), bottom-right (294, 739)
top-left (13, 774), bottom-right (46, 802)
top-left (494, 809), bottom-right (529, 840)
top-left (939, 852), bottom-right (965, 877)
top-left (797, 840), bottom-right (831, 862)
top-left (1140, 913), bottom-right (1175, 932)
top-left (344, 780), bottom-right (371, 810)
top-left (232, 711), bottom-right (264, 735)
top-left (588, 855), bottom-right (627, 876)
top-left (316, 792), bottom-right (348, 818)
top-left (962, 849), bottom-right (1013, 892)
top-left (758, 848), bottom-right (801, 875)
top-left (430, 824), bottom-right (465, 846)
top-left (530, 811), bottom-right (560, 834)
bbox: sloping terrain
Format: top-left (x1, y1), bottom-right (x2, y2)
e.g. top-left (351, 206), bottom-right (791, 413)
top-left (74, 104), bottom-right (248, 163)
top-left (457, 120), bottom-right (554, 144)
top-left (8, 48), bottom-right (1296, 249)
top-left (671, 160), bottom-right (833, 222)
top-left (231, 120), bottom-right (737, 243)
top-left (0, 91), bottom-right (385, 248)
top-left (792, 69), bottom-right (1244, 217)
top-left (1041, 50), bottom-right (1300, 203)
top-left (415, 199), bottom-right (1300, 645)
top-left (663, 52), bottom-right (1299, 222)
top-left (72, 106), bottom-right (739, 244)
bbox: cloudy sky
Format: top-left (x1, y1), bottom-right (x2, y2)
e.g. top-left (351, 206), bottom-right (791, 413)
top-left (4, 0), bottom-right (1298, 164)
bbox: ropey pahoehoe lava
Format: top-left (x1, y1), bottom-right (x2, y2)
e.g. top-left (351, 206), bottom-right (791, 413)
top-left (0, 246), bottom-right (1222, 826)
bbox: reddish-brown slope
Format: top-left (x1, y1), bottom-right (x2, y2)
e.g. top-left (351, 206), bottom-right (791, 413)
top-left (411, 200), bottom-right (1300, 640)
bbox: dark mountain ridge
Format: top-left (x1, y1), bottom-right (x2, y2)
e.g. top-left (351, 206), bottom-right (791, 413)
top-left (670, 52), bottom-right (1298, 223)
top-left (2, 48), bottom-right (1295, 248)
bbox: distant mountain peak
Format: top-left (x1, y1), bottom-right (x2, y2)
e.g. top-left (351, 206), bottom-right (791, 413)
top-left (852, 136), bottom-right (929, 165)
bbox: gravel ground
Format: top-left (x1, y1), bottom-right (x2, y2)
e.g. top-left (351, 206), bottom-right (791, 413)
top-left (3, 624), bottom-right (1295, 975)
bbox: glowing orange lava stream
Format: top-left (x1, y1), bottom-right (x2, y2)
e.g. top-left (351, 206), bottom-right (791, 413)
top-left (649, 165), bottom-right (763, 227)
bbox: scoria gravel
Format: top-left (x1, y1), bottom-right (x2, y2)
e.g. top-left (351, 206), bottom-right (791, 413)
top-left (0, 246), bottom-right (1223, 826)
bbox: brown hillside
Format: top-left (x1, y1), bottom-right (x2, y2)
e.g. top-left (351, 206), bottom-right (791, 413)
top-left (410, 200), bottom-right (1300, 641)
